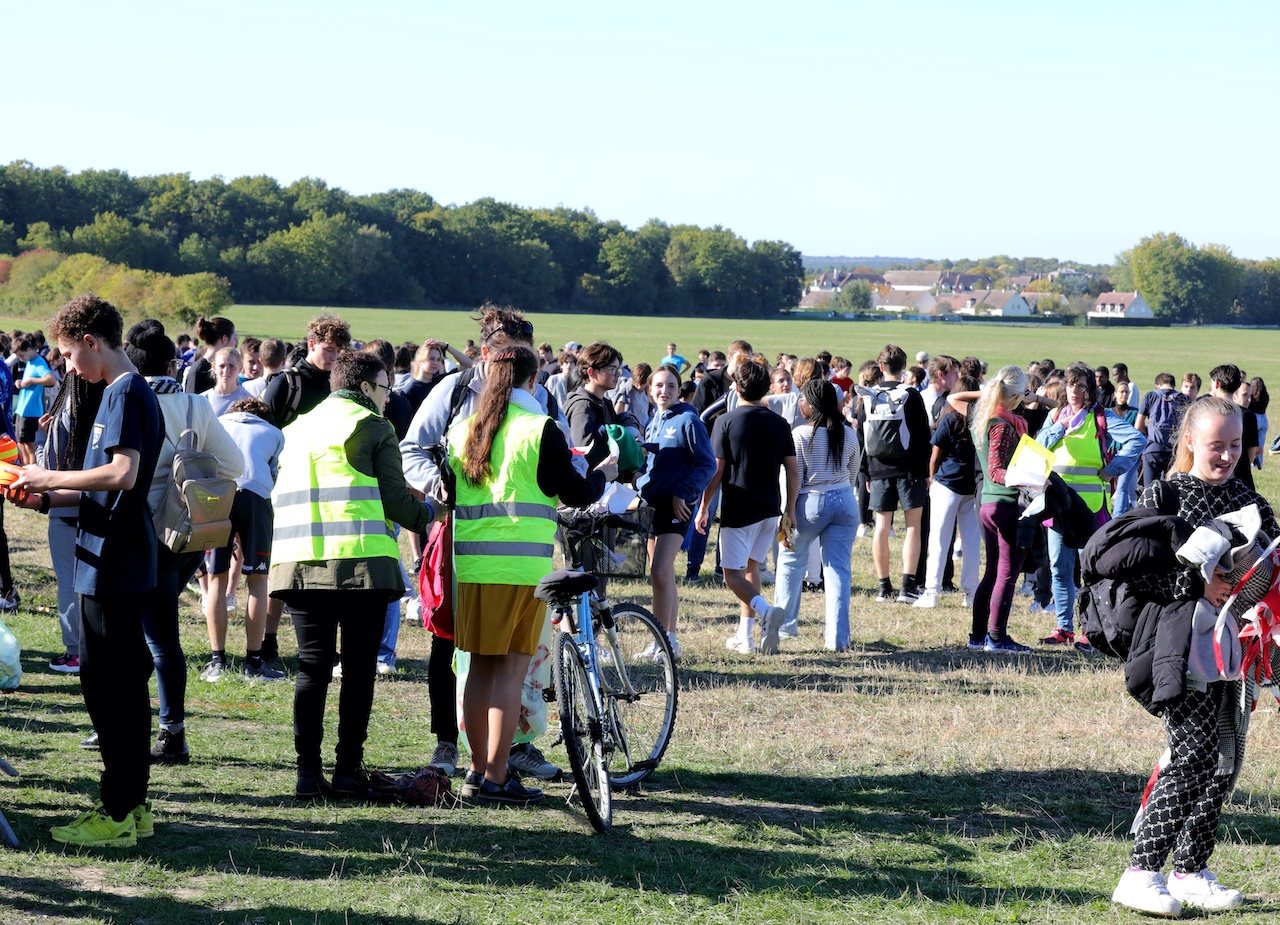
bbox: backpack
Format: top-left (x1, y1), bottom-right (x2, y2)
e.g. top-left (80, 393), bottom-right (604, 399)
top-left (269, 366), bottom-right (306, 429)
top-left (152, 399), bottom-right (238, 554)
top-left (1146, 389), bottom-right (1190, 451)
top-left (856, 382), bottom-right (913, 461)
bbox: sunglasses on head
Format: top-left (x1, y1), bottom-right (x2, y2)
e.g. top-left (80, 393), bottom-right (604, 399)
top-left (481, 319), bottom-right (534, 341)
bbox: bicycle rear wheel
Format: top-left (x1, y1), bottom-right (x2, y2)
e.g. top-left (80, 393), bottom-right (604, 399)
top-left (599, 603), bottom-right (679, 789)
top-left (554, 631), bottom-right (612, 831)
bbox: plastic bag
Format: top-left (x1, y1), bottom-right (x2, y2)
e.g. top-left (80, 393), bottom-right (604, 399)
top-left (0, 617), bottom-right (21, 690)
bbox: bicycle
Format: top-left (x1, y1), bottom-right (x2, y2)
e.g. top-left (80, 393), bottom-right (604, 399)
top-left (535, 564), bottom-right (679, 833)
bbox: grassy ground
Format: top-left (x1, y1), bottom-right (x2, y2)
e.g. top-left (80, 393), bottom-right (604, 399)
top-left (3, 461), bottom-right (1280, 923)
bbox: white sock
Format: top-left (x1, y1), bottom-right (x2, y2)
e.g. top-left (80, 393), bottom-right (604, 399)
top-left (749, 595), bottom-right (771, 617)
top-left (667, 631), bottom-right (678, 646)
top-left (739, 615), bottom-right (755, 638)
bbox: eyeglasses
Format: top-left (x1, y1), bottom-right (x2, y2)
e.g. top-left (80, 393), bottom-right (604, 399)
top-left (596, 364), bottom-right (621, 374)
top-left (370, 380), bottom-right (389, 392)
top-left (480, 319), bottom-right (534, 342)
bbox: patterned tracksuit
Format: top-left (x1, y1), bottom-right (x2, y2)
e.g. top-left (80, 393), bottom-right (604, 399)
top-left (1128, 473), bottom-right (1279, 873)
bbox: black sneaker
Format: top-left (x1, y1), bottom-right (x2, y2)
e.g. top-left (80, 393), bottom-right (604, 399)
top-left (874, 583), bottom-right (896, 603)
top-left (896, 587), bottom-right (921, 604)
top-left (459, 769), bottom-right (483, 800)
top-left (475, 774), bottom-right (544, 806)
top-left (296, 767), bottom-right (331, 799)
top-left (150, 727), bottom-right (191, 765)
top-left (330, 765), bottom-right (371, 799)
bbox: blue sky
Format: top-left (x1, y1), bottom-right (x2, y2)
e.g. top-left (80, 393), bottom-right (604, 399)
top-left (8, 1), bottom-right (1278, 265)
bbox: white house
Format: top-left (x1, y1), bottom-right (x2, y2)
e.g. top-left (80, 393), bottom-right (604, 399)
top-left (1089, 291), bottom-right (1154, 320)
top-left (874, 288), bottom-right (937, 313)
top-left (881, 270), bottom-right (943, 292)
top-left (935, 289), bottom-right (1030, 316)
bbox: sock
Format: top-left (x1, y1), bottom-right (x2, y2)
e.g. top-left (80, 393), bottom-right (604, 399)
top-left (902, 574), bottom-right (916, 592)
top-left (263, 632), bottom-right (278, 656)
top-left (246, 649), bottom-right (263, 668)
top-left (879, 576), bottom-right (893, 590)
top-left (749, 595), bottom-right (770, 618)
top-left (211, 649), bottom-right (226, 665)
top-left (667, 631), bottom-right (678, 646)
top-left (739, 615), bottom-right (755, 638)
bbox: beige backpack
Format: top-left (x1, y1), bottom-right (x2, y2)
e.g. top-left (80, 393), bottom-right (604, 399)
top-left (151, 398), bottom-right (237, 554)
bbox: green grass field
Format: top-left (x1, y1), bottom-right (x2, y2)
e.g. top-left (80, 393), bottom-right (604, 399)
top-left (221, 305), bottom-right (1280, 391)
top-left (1, 312), bottom-right (1280, 923)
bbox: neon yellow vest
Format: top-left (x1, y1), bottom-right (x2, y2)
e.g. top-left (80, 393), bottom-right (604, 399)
top-left (1051, 410), bottom-right (1109, 514)
top-left (271, 396), bottom-right (400, 564)
top-left (448, 405), bottom-right (557, 586)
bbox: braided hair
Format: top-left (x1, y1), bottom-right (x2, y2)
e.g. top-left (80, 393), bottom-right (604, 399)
top-left (45, 371), bottom-right (106, 471)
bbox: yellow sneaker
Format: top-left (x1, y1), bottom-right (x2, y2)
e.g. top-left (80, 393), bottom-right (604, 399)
top-left (50, 805), bottom-right (137, 848)
top-left (132, 801), bottom-right (154, 839)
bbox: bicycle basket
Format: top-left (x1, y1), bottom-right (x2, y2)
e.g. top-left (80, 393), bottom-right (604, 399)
top-left (562, 507), bottom-right (653, 578)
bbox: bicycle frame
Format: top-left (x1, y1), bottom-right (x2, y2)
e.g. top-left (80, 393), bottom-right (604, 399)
top-left (556, 590), bottom-right (638, 714)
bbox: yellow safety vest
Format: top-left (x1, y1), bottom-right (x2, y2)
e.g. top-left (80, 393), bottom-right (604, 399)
top-left (271, 396), bottom-right (400, 564)
top-left (448, 405), bottom-right (557, 586)
top-left (1051, 410), bottom-right (1110, 514)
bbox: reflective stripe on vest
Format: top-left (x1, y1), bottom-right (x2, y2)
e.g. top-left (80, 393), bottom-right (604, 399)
top-left (448, 405), bottom-right (557, 586)
top-left (1052, 412), bottom-right (1109, 513)
top-left (271, 396), bottom-right (400, 564)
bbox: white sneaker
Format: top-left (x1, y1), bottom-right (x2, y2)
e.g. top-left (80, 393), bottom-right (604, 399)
top-left (725, 631), bottom-right (755, 655)
top-left (636, 640), bottom-right (662, 662)
top-left (1111, 868), bottom-right (1181, 918)
top-left (226, 593), bottom-right (238, 613)
top-left (667, 637), bottom-right (682, 660)
top-left (403, 597), bottom-right (421, 625)
top-left (912, 592), bottom-right (939, 609)
top-left (962, 593), bottom-right (973, 608)
top-left (759, 606), bottom-right (784, 655)
top-left (376, 661), bottom-right (396, 676)
top-left (855, 524), bottom-right (869, 539)
top-left (1167, 869), bottom-right (1244, 911)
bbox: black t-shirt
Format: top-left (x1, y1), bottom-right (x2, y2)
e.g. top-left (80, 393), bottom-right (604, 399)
top-left (183, 356), bottom-right (214, 395)
top-left (710, 404), bottom-right (795, 528)
top-left (384, 390), bottom-right (412, 441)
top-left (1017, 405), bottom-right (1050, 438)
top-left (398, 374), bottom-right (442, 418)
top-left (930, 412), bottom-right (977, 495)
top-left (75, 372), bottom-right (163, 596)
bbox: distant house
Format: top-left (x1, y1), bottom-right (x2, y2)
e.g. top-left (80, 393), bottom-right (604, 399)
top-left (1088, 291), bottom-right (1154, 320)
top-left (1021, 292), bottom-right (1063, 313)
top-left (798, 269), bottom-right (886, 310)
top-left (934, 289), bottom-right (1030, 316)
top-left (881, 270), bottom-right (943, 292)
top-left (1008, 275), bottom-right (1036, 290)
top-left (874, 288), bottom-right (937, 313)
top-left (940, 272), bottom-right (991, 292)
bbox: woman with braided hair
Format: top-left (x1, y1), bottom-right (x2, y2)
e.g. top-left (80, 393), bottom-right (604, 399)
top-left (448, 345), bottom-right (612, 806)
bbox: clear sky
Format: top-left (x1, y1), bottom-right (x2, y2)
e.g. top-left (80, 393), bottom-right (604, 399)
top-left (7, 1), bottom-right (1278, 265)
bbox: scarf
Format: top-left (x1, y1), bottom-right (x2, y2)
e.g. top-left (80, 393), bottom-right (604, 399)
top-left (994, 405), bottom-right (1027, 437)
top-left (146, 376), bottom-right (183, 395)
top-left (333, 388), bottom-right (381, 416)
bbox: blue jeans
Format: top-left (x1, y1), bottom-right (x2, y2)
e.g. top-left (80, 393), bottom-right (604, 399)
top-left (378, 527), bottom-right (414, 669)
top-left (684, 487), bottom-right (719, 575)
top-left (1113, 466), bottom-right (1138, 516)
top-left (141, 545), bottom-right (203, 729)
top-left (774, 487), bottom-right (858, 650)
top-left (1047, 527), bottom-right (1077, 634)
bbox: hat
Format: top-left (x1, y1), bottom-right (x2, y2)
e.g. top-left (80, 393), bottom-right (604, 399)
top-left (564, 341), bottom-right (582, 353)
top-left (915, 351), bottom-right (929, 364)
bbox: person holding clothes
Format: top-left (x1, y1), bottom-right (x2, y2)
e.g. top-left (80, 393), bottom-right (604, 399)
top-left (120, 322), bottom-right (245, 765)
top-left (9, 294), bottom-right (165, 847)
top-left (1110, 396), bottom-right (1270, 917)
top-left (448, 345), bottom-right (612, 806)
top-left (1035, 363), bottom-right (1145, 651)
top-left (965, 365), bottom-right (1034, 653)
top-left (636, 365), bottom-right (716, 660)
top-left (270, 351), bottom-right (442, 800)
top-left (772, 380), bottom-right (861, 651)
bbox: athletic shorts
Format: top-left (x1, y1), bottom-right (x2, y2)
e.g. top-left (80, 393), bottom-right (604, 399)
top-left (648, 495), bottom-right (692, 537)
top-left (454, 583), bottom-right (546, 656)
top-left (14, 415), bottom-right (38, 444)
top-left (869, 474), bottom-right (927, 513)
top-left (206, 490), bottom-right (273, 575)
top-left (717, 516), bottom-right (780, 571)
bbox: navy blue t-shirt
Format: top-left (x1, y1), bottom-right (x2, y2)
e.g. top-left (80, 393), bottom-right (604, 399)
top-left (74, 372), bottom-right (163, 596)
top-left (930, 411), bottom-right (977, 496)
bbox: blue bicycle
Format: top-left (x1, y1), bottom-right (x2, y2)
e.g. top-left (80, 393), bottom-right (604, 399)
top-left (535, 567), bottom-right (679, 832)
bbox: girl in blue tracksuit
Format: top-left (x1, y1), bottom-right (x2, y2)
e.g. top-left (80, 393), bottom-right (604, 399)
top-left (637, 366), bottom-right (716, 657)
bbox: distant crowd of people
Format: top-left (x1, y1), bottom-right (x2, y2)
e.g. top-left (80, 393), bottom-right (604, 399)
top-left (6, 294), bottom-right (1275, 916)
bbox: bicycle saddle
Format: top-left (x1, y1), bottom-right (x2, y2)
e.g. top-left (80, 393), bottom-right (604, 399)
top-left (534, 569), bottom-right (599, 602)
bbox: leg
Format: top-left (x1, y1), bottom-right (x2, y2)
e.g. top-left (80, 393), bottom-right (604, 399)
top-left (333, 591), bottom-right (387, 772)
top-left (0, 501), bottom-right (13, 596)
top-left (648, 532), bottom-right (683, 635)
top-left (988, 503), bottom-right (1028, 639)
top-left (821, 488), bottom-right (857, 650)
top-left (973, 505), bottom-right (1001, 643)
top-left (378, 600), bottom-right (400, 669)
top-left (900, 505), bottom-right (923, 576)
top-left (871, 511), bottom-right (893, 580)
top-left (923, 482), bottom-right (961, 598)
top-left (140, 547), bottom-right (199, 731)
top-left (288, 593), bottom-right (338, 770)
top-left (429, 632), bottom-right (458, 745)
top-left (204, 567), bottom-right (231, 654)
top-left (956, 495), bottom-right (982, 596)
top-left (1047, 527), bottom-right (1078, 634)
top-left (49, 516), bottom-right (81, 658)
top-left (243, 574), bottom-right (270, 651)
top-left (80, 593), bottom-right (152, 821)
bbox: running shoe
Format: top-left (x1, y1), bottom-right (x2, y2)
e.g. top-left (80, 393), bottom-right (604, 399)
top-left (984, 635), bottom-right (1031, 653)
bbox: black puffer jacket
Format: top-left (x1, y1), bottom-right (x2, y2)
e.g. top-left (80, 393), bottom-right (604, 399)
top-left (1078, 507), bottom-right (1198, 716)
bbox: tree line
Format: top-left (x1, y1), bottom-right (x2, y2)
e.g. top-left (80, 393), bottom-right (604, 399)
top-left (0, 161), bottom-right (803, 318)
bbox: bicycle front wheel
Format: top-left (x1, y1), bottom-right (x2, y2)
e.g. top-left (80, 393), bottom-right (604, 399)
top-left (554, 631), bottom-right (612, 832)
top-left (599, 603), bottom-right (679, 789)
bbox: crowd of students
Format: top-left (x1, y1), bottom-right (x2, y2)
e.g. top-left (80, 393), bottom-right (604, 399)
top-left (7, 296), bottom-right (1277, 915)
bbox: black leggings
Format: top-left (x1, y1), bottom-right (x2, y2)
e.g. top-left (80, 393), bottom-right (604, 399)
top-left (0, 501), bottom-right (13, 593)
top-left (429, 633), bottom-right (458, 744)
top-left (282, 589), bottom-right (388, 773)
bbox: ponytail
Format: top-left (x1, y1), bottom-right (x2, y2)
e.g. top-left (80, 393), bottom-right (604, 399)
top-left (461, 345), bottom-right (539, 487)
top-left (801, 379), bottom-right (844, 466)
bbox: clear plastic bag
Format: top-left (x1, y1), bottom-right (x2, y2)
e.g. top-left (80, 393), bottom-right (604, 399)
top-left (0, 617), bottom-right (20, 690)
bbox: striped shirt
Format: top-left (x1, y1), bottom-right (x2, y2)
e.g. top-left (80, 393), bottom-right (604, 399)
top-left (792, 422), bottom-right (861, 492)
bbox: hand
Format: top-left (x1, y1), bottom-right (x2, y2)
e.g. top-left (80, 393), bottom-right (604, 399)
top-left (4, 487), bottom-right (41, 509)
top-left (695, 503), bottom-right (709, 535)
top-left (1206, 571), bottom-right (1232, 608)
top-left (671, 496), bottom-right (691, 521)
top-left (593, 453), bottom-right (618, 482)
top-left (10, 464), bottom-right (54, 493)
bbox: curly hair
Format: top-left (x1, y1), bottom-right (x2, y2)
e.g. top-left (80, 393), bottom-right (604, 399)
top-left (48, 293), bottom-right (124, 349)
top-left (307, 313), bottom-right (352, 350)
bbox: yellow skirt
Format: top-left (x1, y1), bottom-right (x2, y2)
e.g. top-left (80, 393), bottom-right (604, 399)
top-left (454, 583), bottom-right (546, 656)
